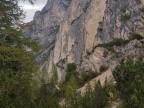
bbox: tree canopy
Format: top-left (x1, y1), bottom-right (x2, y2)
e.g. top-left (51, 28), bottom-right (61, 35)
top-left (0, 0), bottom-right (39, 107)
top-left (113, 59), bottom-right (144, 108)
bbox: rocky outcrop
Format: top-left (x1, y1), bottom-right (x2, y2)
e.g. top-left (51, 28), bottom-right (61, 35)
top-left (81, 0), bottom-right (144, 72)
top-left (23, 0), bottom-right (72, 65)
top-left (23, 0), bottom-right (144, 81)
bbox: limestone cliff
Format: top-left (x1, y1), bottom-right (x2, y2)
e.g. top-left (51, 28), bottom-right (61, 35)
top-left (23, 0), bottom-right (144, 81)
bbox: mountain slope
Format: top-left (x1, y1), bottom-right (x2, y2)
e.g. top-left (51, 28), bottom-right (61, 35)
top-left (23, 0), bottom-right (144, 81)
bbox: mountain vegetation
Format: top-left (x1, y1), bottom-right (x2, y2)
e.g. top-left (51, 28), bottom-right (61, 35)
top-left (1, 0), bottom-right (144, 108)
top-left (0, 0), bottom-right (39, 107)
top-left (113, 59), bottom-right (144, 108)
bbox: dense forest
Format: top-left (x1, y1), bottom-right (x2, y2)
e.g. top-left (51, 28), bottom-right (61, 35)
top-left (0, 0), bottom-right (144, 108)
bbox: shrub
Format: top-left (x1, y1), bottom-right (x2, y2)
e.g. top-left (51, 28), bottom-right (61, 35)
top-left (88, 82), bottom-right (108, 108)
top-left (120, 14), bottom-right (131, 23)
top-left (97, 38), bottom-right (129, 48)
top-left (113, 59), bottom-right (144, 108)
top-left (91, 38), bottom-right (129, 53)
top-left (66, 63), bottom-right (77, 73)
top-left (34, 81), bottom-right (59, 108)
top-left (116, 102), bottom-right (126, 108)
top-left (50, 65), bottom-right (58, 87)
top-left (104, 78), bottom-right (119, 102)
top-left (129, 33), bottom-right (143, 40)
top-left (72, 82), bottom-right (108, 108)
top-left (79, 71), bottom-right (98, 86)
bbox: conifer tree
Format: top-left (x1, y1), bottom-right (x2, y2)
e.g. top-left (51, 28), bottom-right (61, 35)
top-left (0, 0), bottom-right (39, 107)
top-left (64, 75), bottom-right (78, 108)
top-left (113, 59), bottom-right (144, 108)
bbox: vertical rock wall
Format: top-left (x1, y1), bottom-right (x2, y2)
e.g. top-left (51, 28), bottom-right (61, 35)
top-left (23, 0), bottom-right (144, 81)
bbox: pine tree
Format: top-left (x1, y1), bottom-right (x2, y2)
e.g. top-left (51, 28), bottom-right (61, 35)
top-left (113, 59), bottom-right (144, 108)
top-left (64, 75), bottom-right (78, 108)
top-left (0, 0), bottom-right (40, 107)
top-left (35, 81), bottom-right (59, 108)
top-left (50, 65), bottom-right (58, 87)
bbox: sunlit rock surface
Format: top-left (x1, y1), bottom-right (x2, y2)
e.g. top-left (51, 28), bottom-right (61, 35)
top-left (23, 0), bottom-right (144, 81)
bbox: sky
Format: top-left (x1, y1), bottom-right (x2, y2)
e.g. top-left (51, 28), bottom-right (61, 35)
top-left (19, 0), bottom-right (47, 22)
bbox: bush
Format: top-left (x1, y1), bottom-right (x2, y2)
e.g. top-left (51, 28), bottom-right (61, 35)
top-left (79, 71), bottom-right (98, 86)
top-left (113, 59), bottom-right (144, 108)
top-left (72, 82), bottom-right (108, 108)
top-left (97, 38), bottom-right (129, 48)
top-left (120, 14), bottom-right (131, 23)
top-left (66, 63), bottom-right (77, 73)
top-left (66, 64), bottom-right (98, 87)
top-left (129, 33), bottom-right (143, 40)
top-left (33, 81), bottom-right (59, 108)
top-left (116, 102), bottom-right (126, 108)
top-left (65, 63), bottom-right (77, 81)
top-left (104, 79), bottom-right (119, 102)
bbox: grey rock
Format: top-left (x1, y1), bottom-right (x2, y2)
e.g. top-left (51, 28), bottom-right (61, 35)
top-left (23, 0), bottom-right (144, 81)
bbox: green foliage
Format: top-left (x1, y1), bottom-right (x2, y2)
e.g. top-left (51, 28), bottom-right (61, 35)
top-left (92, 38), bottom-right (127, 53)
top-left (120, 14), bottom-right (131, 23)
top-left (104, 79), bottom-right (119, 102)
top-left (71, 82), bottom-right (108, 108)
top-left (65, 63), bottom-right (98, 87)
top-left (34, 81), bottom-right (59, 108)
top-left (0, 0), bottom-right (40, 107)
top-left (32, 65), bottom-right (114, 108)
top-left (91, 32), bottom-right (143, 53)
top-left (65, 63), bottom-right (79, 82)
top-left (64, 75), bottom-right (78, 108)
top-left (79, 71), bottom-right (98, 86)
top-left (66, 63), bottom-right (77, 72)
top-left (113, 59), bottom-right (144, 108)
top-left (97, 38), bottom-right (129, 48)
top-left (50, 65), bottom-right (58, 87)
top-left (129, 33), bottom-right (144, 40)
top-left (0, 0), bottom-right (23, 28)
top-left (0, 69), bottom-right (36, 108)
top-left (32, 67), bottom-right (59, 108)
top-left (116, 102), bottom-right (126, 108)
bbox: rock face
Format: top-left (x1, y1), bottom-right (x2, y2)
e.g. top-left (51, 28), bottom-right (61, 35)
top-left (23, 0), bottom-right (144, 81)
top-left (23, 0), bottom-right (72, 65)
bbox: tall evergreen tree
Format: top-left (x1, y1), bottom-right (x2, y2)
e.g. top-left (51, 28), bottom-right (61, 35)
top-left (113, 59), bottom-right (144, 108)
top-left (0, 0), bottom-right (39, 107)
top-left (64, 75), bottom-right (78, 108)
